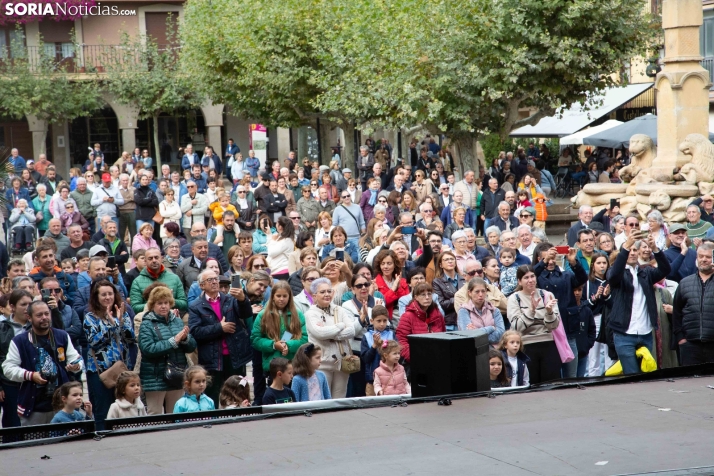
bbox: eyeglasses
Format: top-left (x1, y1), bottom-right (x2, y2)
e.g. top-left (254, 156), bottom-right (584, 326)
top-left (201, 277), bottom-right (219, 284)
top-left (311, 183), bottom-right (318, 186)
top-left (341, 195), bottom-right (350, 199)
top-left (290, 216), bottom-right (301, 220)
top-left (253, 264), bottom-right (266, 269)
top-left (423, 209), bottom-right (433, 214)
top-left (520, 214), bottom-right (532, 218)
top-left (353, 283), bottom-right (370, 289)
top-left (44, 288), bottom-right (62, 294)
top-left (303, 276), bottom-right (318, 282)
top-left (466, 269), bottom-right (483, 276)
top-left (626, 223), bottom-right (639, 227)
top-left (378, 199), bottom-right (387, 203)
top-left (187, 185), bottom-right (196, 188)
top-left (237, 191), bottom-right (246, 194)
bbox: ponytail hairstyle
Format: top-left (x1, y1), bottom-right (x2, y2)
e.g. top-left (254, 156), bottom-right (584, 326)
top-left (292, 343), bottom-right (321, 378)
top-left (219, 375), bottom-right (251, 408)
top-left (52, 381), bottom-right (83, 411)
top-left (379, 340), bottom-right (402, 362)
top-left (488, 349), bottom-right (510, 386)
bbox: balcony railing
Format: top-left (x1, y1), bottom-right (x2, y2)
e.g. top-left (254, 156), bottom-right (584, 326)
top-left (702, 56), bottom-right (714, 90)
top-left (0, 44), bottom-right (178, 73)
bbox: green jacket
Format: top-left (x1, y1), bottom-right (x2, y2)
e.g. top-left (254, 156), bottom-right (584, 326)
top-left (130, 267), bottom-right (188, 313)
top-left (71, 189), bottom-right (96, 220)
top-left (138, 311), bottom-right (196, 392)
top-left (32, 195), bottom-right (51, 230)
top-left (250, 309), bottom-right (308, 372)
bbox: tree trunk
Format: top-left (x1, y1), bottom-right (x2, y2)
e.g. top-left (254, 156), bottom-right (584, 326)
top-left (450, 131), bottom-right (481, 175)
top-left (152, 114), bottom-right (161, 174)
top-left (318, 120), bottom-right (334, 167)
top-left (342, 122), bottom-right (356, 172)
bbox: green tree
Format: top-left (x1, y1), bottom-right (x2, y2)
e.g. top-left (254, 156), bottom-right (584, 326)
top-left (314, 0), bottom-right (658, 170)
top-left (0, 28), bottom-right (103, 155)
top-left (181, 0), bottom-right (356, 168)
top-left (104, 17), bottom-right (203, 171)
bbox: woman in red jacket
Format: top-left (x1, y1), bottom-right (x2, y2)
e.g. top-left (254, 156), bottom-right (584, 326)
top-left (396, 282), bottom-right (446, 363)
top-left (374, 250), bottom-right (409, 320)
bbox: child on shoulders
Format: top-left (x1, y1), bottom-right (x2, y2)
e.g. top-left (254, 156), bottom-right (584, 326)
top-left (499, 248), bottom-right (519, 296)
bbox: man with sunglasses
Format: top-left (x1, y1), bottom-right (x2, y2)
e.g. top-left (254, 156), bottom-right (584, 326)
top-left (180, 180), bottom-right (209, 237)
top-left (41, 277), bottom-right (82, 348)
top-left (454, 261), bottom-right (508, 318)
top-left (333, 192), bottom-right (366, 249)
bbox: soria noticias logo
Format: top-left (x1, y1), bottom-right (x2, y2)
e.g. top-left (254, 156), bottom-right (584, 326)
top-left (2, 0), bottom-right (136, 21)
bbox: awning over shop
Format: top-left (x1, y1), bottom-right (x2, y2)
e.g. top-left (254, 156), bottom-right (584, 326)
top-left (509, 83), bottom-right (654, 138)
top-left (559, 120), bottom-right (623, 146)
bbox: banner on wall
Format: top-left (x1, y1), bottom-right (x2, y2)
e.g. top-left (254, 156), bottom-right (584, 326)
top-left (249, 124), bottom-right (268, 171)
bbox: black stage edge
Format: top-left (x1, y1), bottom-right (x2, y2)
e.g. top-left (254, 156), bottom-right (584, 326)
top-left (2, 363), bottom-right (714, 450)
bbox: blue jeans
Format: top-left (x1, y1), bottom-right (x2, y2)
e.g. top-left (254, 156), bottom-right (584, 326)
top-left (561, 337), bottom-right (578, 378)
top-left (445, 325), bottom-right (457, 332)
top-left (483, 217), bottom-right (493, 231)
top-left (576, 352), bottom-right (589, 378)
top-left (87, 371), bottom-right (117, 431)
top-left (613, 331), bottom-right (654, 375)
top-left (136, 219), bottom-right (151, 232)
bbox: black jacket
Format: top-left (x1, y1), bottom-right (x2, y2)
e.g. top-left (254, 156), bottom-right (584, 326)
top-left (566, 221), bottom-right (588, 247)
top-left (672, 273), bottom-right (714, 342)
top-left (574, 303), bottom-right (596, 358)
top-left (491, 215), bottom-right (519, 232)
top-left (180, 242), bottom-right (229, 274)
top-left (432, 274), bottom-right (464, 327)
top-left (259, 192), bottom-right (287, 216)
top-left (480, 189), bottom-right (506, 219)
top-left (188, 292), bottom-right (253, 371)
top-left (592, 209), bottom-right (614, 233)
top-left (134, 185), bottom-right (159, 221)
top-left (606, 247), bottom-right (670, 334)
top-left (99, 237), bottom-right (130, 276)
top-left (236, 201), bottom-right (258, 231)
top-left (288, 268), bottom-right (304, 296)
top-left (534, 259), bottom-right (588, 336)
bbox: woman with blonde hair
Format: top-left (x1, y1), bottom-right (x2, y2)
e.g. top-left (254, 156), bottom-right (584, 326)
top-left (314, 211), bottom-right (334, 255)
top-left (158, 189), bottom-right (182, 238)
top-left (132, 222), bottom-right (158, 252)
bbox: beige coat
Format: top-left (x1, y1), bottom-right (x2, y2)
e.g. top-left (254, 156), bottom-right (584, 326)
top-left (454, 281), bottom-right (508, 318)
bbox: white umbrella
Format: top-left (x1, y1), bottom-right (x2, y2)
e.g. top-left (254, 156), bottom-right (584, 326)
top-left (559, 119), bottom-right (624, 146)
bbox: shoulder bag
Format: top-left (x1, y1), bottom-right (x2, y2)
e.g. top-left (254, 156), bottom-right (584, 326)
top-left (339, 204), bottom-right (362, 233)
top-left (334, 307), bottom-right (360, 374)
top-left (90, 319), bottom-right (128, 389)
top-left (152, 321), bottom-right (185, 389)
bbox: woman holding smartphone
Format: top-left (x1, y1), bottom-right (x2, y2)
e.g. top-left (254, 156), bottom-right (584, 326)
top-left (321, 226), bottom-right (360, 263)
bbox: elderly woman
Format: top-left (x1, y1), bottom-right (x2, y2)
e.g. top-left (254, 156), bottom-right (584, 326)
top-left (304, 277), bottom-right (356, 399)
top-left (227, 244), bottom-right (245, 276)
top-left (9, 199), bottom-right (37, 252)
top-left (59, 201), bottom-right (89, 236)
top-left (359, 177), bottom-right (381, 222)
top-left (84, 279), bottom-right (136, 429)
top-left (132, 222), bottom-right (159, 253)
top-left (158, 189), bottom-right (182, 238)
top-left (484, 226), bottom-right (501, 257)
top-left (457, 278), bottom-right (505, 344)
top-left (50, 185), bottom-right (77, 219)
top-left (163, 221), bottom-right (187, 249)
top-left (645, 210), bottom-right (668, 251)
top-left (444, 204), bottom-right (471, 240)
top-left (32, 183), bottom-right (52, 237)
top-left (293, 266), bottom-right (321, 315)
top-left (452, 230), bottom-right (479, 276)
top-left (612, 215), bottom-right (626, 249)
top-left (139, 285), bottom-right (196, 415)
top-left (234, 184), bottom-right (258, 232)
top-left (162, 237), bottom-right (184, 272)
top-left (507, 265), bottom-right (561, 385)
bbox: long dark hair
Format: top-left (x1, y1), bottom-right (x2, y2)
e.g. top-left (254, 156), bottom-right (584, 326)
top-left (276, 216), bottom-right (294, 240)
top-left (88, 279), bottom-right (121, 316)
top-left (489, 349), bottom-right (510, 385)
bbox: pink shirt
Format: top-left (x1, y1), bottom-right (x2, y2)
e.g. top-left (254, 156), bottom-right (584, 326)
top-left (207, 296), bottom-right (229, 355)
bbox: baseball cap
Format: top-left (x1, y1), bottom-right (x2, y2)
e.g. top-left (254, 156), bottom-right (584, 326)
top-left (669, 223), bottom-right (687, 233)
top-left (101, 173), bottom-right (111, 182)
top-left (342, 168), bottom-right (352, 174)
top-left (26, 159), bottom-right (34, 164)
top-left (521, 206), bottom-right (536, 217)
top-left (89, 245), bottom-right (108, 257)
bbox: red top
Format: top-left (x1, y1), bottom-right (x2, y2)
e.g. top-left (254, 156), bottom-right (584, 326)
top-left (375, 274), bottom-right (410, 319)
top-left (396, 300), bottom-right (446, 362)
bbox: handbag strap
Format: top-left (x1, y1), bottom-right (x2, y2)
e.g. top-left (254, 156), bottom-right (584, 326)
top-left (340, 204), bottom-right (361, 232)
top-left (152, 319), bottom-right (177, 365)
top-left (332, 307), bottom-right (349, 358)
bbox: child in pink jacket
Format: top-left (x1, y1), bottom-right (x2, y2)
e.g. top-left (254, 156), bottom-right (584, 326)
top-left (373, 340), bottom-right (411, 396)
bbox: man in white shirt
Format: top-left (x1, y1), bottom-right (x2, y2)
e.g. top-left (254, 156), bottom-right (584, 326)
top-left (90, 173), bottom-right (125, 230)
top-left (606, 231), bottom-right (671, 374)
top-left (517, 225), bottom-right (536, 262)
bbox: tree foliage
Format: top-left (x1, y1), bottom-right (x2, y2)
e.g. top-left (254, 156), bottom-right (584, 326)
top-left (181, 0), bottom-right (657, 168)
top-left (104, 17), bottom-right (203, 168)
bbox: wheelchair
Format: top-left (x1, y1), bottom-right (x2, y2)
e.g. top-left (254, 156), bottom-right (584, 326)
top-left (7, 223), bottom-right (37, 255)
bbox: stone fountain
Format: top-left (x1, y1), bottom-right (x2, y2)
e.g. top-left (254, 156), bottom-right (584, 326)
top-left (573, 0), bottom-right (714, 221)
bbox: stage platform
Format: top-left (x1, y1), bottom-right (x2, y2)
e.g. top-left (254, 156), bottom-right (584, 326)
top-left (3, 375), bottom-right (714, 476)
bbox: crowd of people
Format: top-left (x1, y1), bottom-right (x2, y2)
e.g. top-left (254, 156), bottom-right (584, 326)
top-left (0, 136), bottom-right (713, 433)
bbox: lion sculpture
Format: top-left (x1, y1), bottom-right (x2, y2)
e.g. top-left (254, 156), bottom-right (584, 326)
top-left (619, 134), bottom-right (656, 183)
top-left (673, 133), bottom-right (714, 184)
